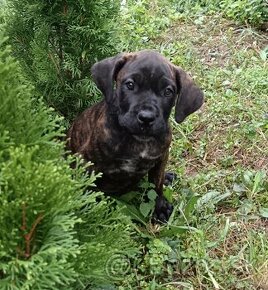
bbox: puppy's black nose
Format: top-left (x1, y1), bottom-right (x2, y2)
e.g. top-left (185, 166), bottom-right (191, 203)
top-left (137, 110), bottom-right (156, 126)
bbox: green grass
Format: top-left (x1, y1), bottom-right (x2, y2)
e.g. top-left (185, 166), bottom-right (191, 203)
top-left (113, 3), bottom-right (268, 289)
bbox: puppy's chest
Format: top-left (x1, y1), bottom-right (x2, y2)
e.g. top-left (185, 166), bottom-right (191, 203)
top-left (105, 143), bottom-right (162, 175)
top-left (121, 148), bottom-right (160, 173)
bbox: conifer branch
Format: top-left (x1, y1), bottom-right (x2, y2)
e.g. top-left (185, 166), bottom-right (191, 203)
top-left (21, 208), bottom-right (44, 259)
top-left (20, 202), bottom-right (27, 231)
top-left (48, 52), bottom-right (65, 86)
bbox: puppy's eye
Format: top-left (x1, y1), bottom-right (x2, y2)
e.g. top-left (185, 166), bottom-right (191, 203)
top-left (126, 81), bottom-right (134, 90)
top-left (164, 87), bottom-right (174, 97)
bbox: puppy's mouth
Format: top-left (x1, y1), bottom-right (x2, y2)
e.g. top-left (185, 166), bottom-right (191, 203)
top-left (118, 113), bottom-right (166, 140)
top-left (132, 124), bottom-right (157, 141)
top-left (132, 134), bottom-right (155, 142)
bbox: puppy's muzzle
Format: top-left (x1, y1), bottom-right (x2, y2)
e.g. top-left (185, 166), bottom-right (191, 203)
top-left (137, 110), bottom-right (156, 127)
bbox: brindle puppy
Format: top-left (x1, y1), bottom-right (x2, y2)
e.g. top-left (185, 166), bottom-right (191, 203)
top-left (67, 50), bottom-right (204, 222)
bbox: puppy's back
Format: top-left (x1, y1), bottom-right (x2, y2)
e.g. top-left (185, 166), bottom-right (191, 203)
top-left (67, 101), bottom-right (107, 156)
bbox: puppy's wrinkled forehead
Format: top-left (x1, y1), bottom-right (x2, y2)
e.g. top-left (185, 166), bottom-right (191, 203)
top-left (121, 51), bottom-right (174, 82)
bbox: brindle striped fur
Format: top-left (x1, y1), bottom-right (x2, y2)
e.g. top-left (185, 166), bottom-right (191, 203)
top-left (67, 50), bottom-right (204, 222)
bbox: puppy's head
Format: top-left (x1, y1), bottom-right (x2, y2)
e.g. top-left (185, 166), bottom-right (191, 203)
top-left (91, 50), bottom-right (204, 139)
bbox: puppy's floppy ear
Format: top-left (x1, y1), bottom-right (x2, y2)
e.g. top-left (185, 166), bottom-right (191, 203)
top-left (173, 66), bottom-right (204, 123)
top-left (91, 53), bottom-right (128, 104)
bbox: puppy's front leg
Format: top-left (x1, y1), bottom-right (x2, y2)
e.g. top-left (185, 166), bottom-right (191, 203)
top-left (148, 151), bottom-right (173, 223)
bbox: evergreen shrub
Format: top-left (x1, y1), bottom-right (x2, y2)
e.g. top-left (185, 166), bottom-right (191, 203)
top-left (0, 31), bottom-right (135, 289)
top-left (5, 0), bottom-right (121, 121)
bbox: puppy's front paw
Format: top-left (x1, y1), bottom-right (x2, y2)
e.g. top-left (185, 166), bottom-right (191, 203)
top-left (153, 195), bottom-right (173, 223)
top-left (164, 171), bottom-right (177, 186)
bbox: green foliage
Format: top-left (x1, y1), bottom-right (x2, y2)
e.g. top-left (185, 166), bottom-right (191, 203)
top-left (143, 239), bottom-right (174, 277)
top-left (0, 34), bottom-right (62, 154)
top-left (169, 0), bottom-right (267, 26)
top-left (119, 0), bottom-right (176, 51)
top-left (0, 146), bottom-right (81, 289)
top-left (0, 2), bottom-right (5, 24)
top-left (220, 0), bottom-right (268, 26)
top-left (5, 0), bottom-right (120, 121)
top-left (0, 31), bottom-right (135, 289)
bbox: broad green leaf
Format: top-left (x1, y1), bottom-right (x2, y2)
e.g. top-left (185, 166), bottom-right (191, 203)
top-left (184, 195), bottom-right (200, 219)
top-left (117, 201), bottom-right (147, 225)
top-left (260, 48), bottom-right (267, 61)
top-left (233, 183), bottom-right (246, 193)
top-left (147, 189), bottom-right (157, 201)
top-left (159, 225), bottom-right (196, 237)
top-left (139, 201), bottom-right (154, 218)
top-left (164, 186), bottom-right (173, 203)
top-left (252, 171), bottom-right (265, 194)
top-left (259, 208), bottom-right (268, 218)
top-left (120, 191), bottom-right (137, 202)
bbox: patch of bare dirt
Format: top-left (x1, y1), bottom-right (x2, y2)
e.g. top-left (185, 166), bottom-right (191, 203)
top-left (161, 15), bottom-right (268, 68)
